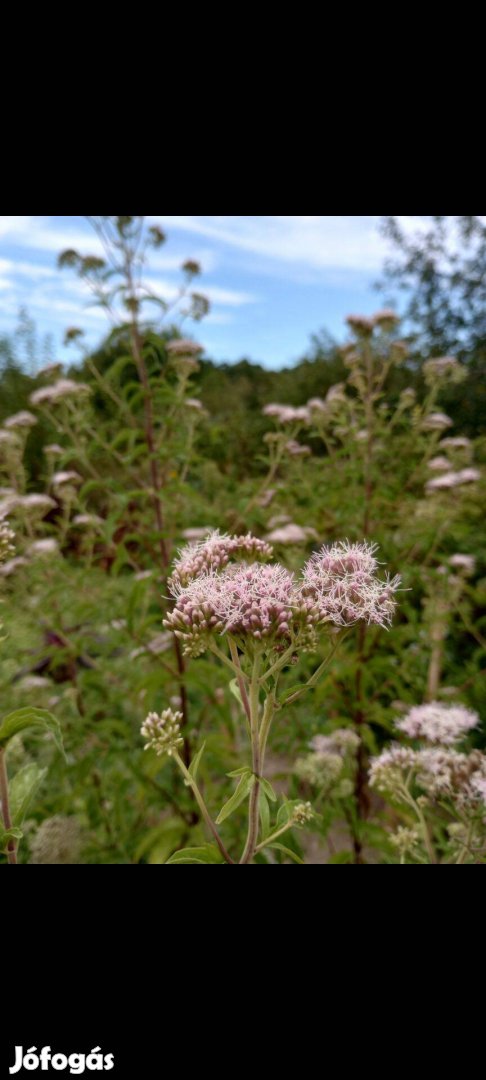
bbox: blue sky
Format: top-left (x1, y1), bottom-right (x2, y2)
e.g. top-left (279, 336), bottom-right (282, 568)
top-left (0, 216), bottom-right (430, 370)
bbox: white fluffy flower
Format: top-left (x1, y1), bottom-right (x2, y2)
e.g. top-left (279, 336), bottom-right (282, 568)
top-left (395, 702), bottom-right (479, 745)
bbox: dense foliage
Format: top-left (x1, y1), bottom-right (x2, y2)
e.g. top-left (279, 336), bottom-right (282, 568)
top-left (0, 216), bottom-right (485, 865)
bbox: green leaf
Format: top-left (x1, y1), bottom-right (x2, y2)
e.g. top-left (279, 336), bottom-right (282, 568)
top-left (166, 845), bottom-right (224, 864)
top-left (269, 843), bottom-right (304, 864)
top-left (0, 708), bottom-right (65, 759)
top-left (0, 826), bottom-right (23, 854)
top-left (226, 766), bottom-right (252, 779)
top-left (188, 742), bottom-right (206, 782)
top-left (216, 772), bottom-right (255, 825)
top-left (260, 777), bottom-right (277, 802)
top-left (259, 791), bottom-right (271, 840)
top-left (229, 678), bottom-right (243, 708)
top-left (9, 764), bottom-right (48, 826)
top-left (276, 799), bottom-right (293, 828)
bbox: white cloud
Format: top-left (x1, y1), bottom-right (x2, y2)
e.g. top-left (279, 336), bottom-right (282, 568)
top-left (146, 215), bottom-right (440, 275)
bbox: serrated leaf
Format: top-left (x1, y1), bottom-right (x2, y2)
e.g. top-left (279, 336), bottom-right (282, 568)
top-left (166, 845), bottom-right (224, 864)
top-left (216, 772), bottom-right (255, 825)
top-left (9, 764), bottom-right (48, 826)
top-left (0, 708), bottom-right (65, 759)
top-left (188, 742), bottom-right (206, 782)
top-left (260, 777), bottom-right (277, 802)
top-left (269, 843), bottom-right (304, 864)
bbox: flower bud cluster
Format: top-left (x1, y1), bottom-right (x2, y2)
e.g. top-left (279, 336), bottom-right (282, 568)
top-left (141, 709), bottom-right (184, 757)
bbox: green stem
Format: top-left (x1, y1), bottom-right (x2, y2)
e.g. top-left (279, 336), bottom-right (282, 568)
top-left (173, 751), bottom-right (233, 864)
top-left (0, 748), bottom-right (17, 865)
top-left (229, 638), bottom-right (251, 724)
top-left (255, 819), bottom-right (293, 853)
top-left (259, 692), bottom-right (275, 770)
top-left (210, 641), bottom-right (250, 683)
top-left (240, 659), bottom-right (261, 864)
top-left (259, 644), bottom-right (296, 685)
top-left (281, 633), bottom-right (347, 706)
top-left (399, 786), bottom-right (437, 865)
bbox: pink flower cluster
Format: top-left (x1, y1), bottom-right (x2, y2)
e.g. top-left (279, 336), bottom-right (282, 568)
top-left (395, 702), bottom-right (479, 746)
top-left (168, 529), bottom-right (273, 589)
top-left (165, 535), bottom-right (400, 655)
top-left (262, 404), bottom-right (310, 424)
top-left (300, 540), bottom-right (401, 629)
top-left (425, 468), bottom-right (480, 493)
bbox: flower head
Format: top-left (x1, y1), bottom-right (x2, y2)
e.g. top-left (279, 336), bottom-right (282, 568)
top-left (29, 378), bottom-right (90, 407)
top-left (440, 436), bottom-right (471, 451)
top-left (346, 314), bottom-right (375, 336)
top-left (52, 470), bottom-right (82, 488)
top-left (300, 540), bottom-right (401, 629)
top-left (292, 802), bottom-right (314, 825)
top-left (265, 523), bottom-right (310, 544)
top-left (421, 412), bottom-right (453, 432)
top-left (426, 468), bottom-right (480, 492)
top-left (3, 411), bottom-right (37, 430)
top-left (395, 702), bottom-right (479, 745)
top-left (311, 728), bottom-right (360, 756)
top-left (16, 494), bottom-right (56, 516)
top-left (166, 338), bottom-right (203, 357)
top-left (0, 522), bottom-right (15, 563)
top-left (428, 456), bottom-right (452, 472)
top-left (28, 538), bottom-right (59, 557)
top-left (141, 709), bottom-right (184, 757)
top-left (262, 404), bottom-right (310, 424)
top-left (168, 530), bottom-right (273, 590)
top-left (373, 308), bottom-right (400, 331)
top-left (423, 357), bottom-right (465, 385)
top-left (31, 815), bottom-right (84, 864)
top-left (369, 746), bottom-right (418, 793)
top-left (449, 554), bottom-right (475, 575)
top-left (295, 752), bottom-right (343, 790)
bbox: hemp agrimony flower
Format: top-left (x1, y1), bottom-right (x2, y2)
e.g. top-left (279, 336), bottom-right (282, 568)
top-left (151, 533), bottom-right (401, 863)
top-left (395, 702), bottom-right (479, 745)
top-left (300, 540), bottom-right (401, 628)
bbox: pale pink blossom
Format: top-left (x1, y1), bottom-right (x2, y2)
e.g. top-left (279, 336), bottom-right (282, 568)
top-left (166, 338), bottom-right (203, 356)
top-left (395, 702), bottom-right (479, 745)
top-left (428, 456), bottom-right (452, 471)
top-left (285, 440), bottom-right (311, 457)
top-left (263, 404), bottom-right (310, 424)
top-left (16, 494), bottom-right (56, 514)
top-left (440, 436), bottom-right (471, 450)
top-left (28, 539), bottom-right (59, 557)
top-left (265, 523), bottom-right (310, 544)
top-left (425, 469), bottom-right (480, 492)
top-left (421, 412), bottom-right (453, 432)
top-left (30, 379), bottom-right (90, 407)
top-left (169, 530), bottom-right (273, 589)
top-left (3, 411), bottom-right (37, 430)
top-left (52, 471), bottom-right (82, 487)
top-left (449, 554), bottom-right (475, 574)
top-left (300, 540), bottom-right (401, 629)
